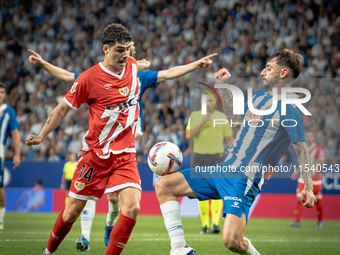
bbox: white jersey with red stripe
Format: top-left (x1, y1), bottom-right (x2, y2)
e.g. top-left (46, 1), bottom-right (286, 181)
top-left (298, 143), bottom-right (325, 185)
top-left (63, 57), bottom-right (140, 159)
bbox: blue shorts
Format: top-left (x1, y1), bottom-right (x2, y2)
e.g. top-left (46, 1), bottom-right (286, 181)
top-left (0, 157), bottom-right (4, 187)
top-left (180, 168), bottom-right (260, 221)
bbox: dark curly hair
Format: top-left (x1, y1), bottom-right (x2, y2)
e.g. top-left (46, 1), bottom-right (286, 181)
top-left (267, 49), bottom-right (304, 79)
top-left (102, 23), bottom-right (132, 47)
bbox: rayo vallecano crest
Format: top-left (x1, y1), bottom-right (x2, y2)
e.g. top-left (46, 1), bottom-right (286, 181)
top-left (119, 87), bottom-right (129, 97)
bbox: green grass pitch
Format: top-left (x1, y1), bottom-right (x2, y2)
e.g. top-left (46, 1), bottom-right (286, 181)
top-left (0, 213), bottom-right (340, 254)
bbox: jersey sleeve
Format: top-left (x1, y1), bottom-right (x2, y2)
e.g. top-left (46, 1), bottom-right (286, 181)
top-left (138, 71), bottom-right (159, 95)
top-left (9, 108), bottom-right (19, 131)
top-left (281, 104), bottom-right (306, 143)
top-left (186, 116), bottom-right (191, 131)
top-left (63, 74), bottom-right (88, 110)
top-left (74, 73), bottom-right (81, 80)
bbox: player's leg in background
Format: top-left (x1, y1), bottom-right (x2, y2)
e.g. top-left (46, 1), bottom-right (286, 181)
top-left (105, 187), bottom-right (140, 255)
top-left (211, 199), bottom-right (223, 233)
top-left (0, 158), bottom-right (5, 229)
top-left (0, 187), bottom-right (5, 230)
top-left (222, 213), bottom-right (260, 255)
top-left (80, 200), bottom-right (96, 241)
top-left (43, 197), bottom-right (87, 255)
top-left (74, 199), bottom-right (96, 251)
top-left (291, 184), bottom-right (303, 227)
top-left (104, 192), bottom-right (120, 246)
top-left (199, 200), bottom-right (210, 233)
top-left (314, 185), bottom-right (323, 228)
top-left (156, 172), bottom-right (198, 254)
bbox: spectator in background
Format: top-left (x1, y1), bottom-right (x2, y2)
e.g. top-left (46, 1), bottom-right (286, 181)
top-left (68, 133), bottom-right (82, 155)
top-left (47, 147), bottom-right (61, 162)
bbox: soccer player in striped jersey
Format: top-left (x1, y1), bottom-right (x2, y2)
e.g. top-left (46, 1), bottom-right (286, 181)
top-left (28, 47), bottom-right (215, 251)
top-left (0, 82), bottom-right (21, 230)
top-left (155, 49), bottom-right (316, 255)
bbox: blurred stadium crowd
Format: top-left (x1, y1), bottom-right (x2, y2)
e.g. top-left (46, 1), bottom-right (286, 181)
top-left (1, 0), bottom-right (340, 163)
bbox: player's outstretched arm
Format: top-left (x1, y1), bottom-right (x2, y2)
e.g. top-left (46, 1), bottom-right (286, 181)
top-left (27, 49), bottom-right (75, 83)
top-left (215, 68), bottom-right (243, 127)
top-left (157, 53), bottom-right (217, 83)
top-left (11, 129), bottom-right (21, 169)
top-left (293, 141), bottom-right (316, 208)
top-left (26, 101), bottom-right (72, 146)
top-left (137, 59), bottom-right (150, 72)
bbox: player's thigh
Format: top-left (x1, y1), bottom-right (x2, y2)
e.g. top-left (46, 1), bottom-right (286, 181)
top-left (222, 213), bottom-right (247, 243)
top-left (313, 184), bottom-right (322, 199)
top-left (70, 151), bottom-right (112, 201)
top-left (156, 171), bottom-right (199, 198)
top-left (105, 153), bottom-right (141, 194)
top-left (117, 187), bottom-right (141, 218)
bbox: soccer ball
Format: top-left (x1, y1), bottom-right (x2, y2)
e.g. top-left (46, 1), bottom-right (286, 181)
top-left (148, 142), bottom-right (183, 176)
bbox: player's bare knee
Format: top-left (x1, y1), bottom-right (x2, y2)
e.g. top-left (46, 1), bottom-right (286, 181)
top-left (107, 193), bottom-right (118, 204)
top-left (63, 205), bottom-right (82, 222)
top-left (122, 204), bottom-right (140, 219)
top-left (155, 177), bottom-right (171, 196)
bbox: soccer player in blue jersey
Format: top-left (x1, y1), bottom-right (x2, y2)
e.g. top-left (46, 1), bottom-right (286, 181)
top-left (0, 82), bottom-right (21, 230)
top-left (155, 49), bottom-right (316, 255)
top-left (28, 48), bottom-right (215, 251)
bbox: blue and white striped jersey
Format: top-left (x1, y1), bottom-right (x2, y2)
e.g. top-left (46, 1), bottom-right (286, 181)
top-left (223, 89), bottom-right (306, 190)
top-left (0, 104), bottom-right (19, 158)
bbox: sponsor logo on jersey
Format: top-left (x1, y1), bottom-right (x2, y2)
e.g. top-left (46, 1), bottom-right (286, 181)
top-left (70, 82), bottom-right (78, 94)
top-left (74, 181), bottom-right (85, 191)
top-left (119, 86), bottom-right (129, 96)
top-left (104, 83), bottom-right (113, 90)
top-left (244, 108), bottom-right (263, 124)
top-left (224, 196), bottom-right (242, 202)
top-left (231, 201), bottom-right (240, 208)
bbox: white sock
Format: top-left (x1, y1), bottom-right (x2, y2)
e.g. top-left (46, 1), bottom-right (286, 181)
top-left (244, 237), bottom-right (260, 255)
top-left (106, 201), bottom-right (120, 227)
top-left (0, 207), bottom-right (5, 224)
top-left (43, 248), bottom-right (55, 255)
top-left (160, 201), bottom-right (186, 251)
top-left (81, 200), bottom-right (96, 241)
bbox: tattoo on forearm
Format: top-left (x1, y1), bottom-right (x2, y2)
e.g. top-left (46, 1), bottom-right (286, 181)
top-left (293, 142), bottom-right (313, 191)
top-left (218, 88), bottom-right (243, 124)
top-left (46, 113), bottom-right (53, 125)
top-left (57, 112), bottom-right (63, 118)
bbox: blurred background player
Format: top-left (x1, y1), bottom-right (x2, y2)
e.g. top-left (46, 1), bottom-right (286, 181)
top-left (186, 94), bottom-right (233, 234)
top-left (291, 131), bottom-right (325, 228)
top-left (0, 82), bottom-right (21, 230)
top-left (60, 152), bottom-right (77, 207)
top-left (28, 47), bottom-right (216, 250)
